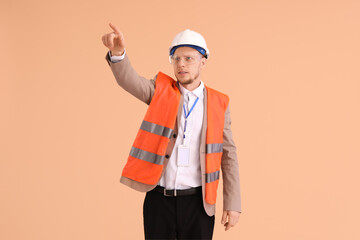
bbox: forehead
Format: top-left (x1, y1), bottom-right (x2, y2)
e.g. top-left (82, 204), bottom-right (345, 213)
top-left (173, 46), bottom-right (200, 56)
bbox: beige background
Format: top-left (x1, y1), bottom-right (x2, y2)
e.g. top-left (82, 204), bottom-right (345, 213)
top-left (1, 0), bottom-right (360, 239)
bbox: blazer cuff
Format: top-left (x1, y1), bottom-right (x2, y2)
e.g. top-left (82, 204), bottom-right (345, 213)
top-left (105, 49), bottom-right (126, 65)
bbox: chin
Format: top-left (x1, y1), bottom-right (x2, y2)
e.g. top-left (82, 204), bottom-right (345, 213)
top-left (179, 79), bottom-right (193, 85)
top-left (176, 75), bottom-right (190, 83)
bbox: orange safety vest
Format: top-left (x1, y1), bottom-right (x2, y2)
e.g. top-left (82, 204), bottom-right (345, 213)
top-left (121, 72), bottom-right (229, 204)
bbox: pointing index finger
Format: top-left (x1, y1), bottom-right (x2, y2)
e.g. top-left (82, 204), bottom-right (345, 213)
top-left (109, 23), bottom-right (121, 36)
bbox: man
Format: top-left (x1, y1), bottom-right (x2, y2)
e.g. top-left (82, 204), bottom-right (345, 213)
top-left (102, 23), bottom-right (241, 239)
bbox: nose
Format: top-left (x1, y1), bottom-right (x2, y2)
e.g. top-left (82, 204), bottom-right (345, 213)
top-left (177, 58), bottom-right (186, 67)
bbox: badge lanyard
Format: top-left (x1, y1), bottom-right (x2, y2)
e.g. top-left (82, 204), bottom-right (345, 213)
top-left (183, 96), bottom-right (199, 140)
top-left (177, 96), bottom-right (199, 167)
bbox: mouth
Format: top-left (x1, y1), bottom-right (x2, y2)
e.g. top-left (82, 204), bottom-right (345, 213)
top-left (178, 71), bottom-right (188, 75)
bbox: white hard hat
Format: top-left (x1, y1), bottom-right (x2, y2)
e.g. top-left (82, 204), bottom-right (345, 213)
top-left (169, 29), bottom-right (210, 61)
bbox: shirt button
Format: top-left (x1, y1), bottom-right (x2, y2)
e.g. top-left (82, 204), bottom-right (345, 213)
top-left (173, 133), bottom-right (177, 138)
top-left (165, 154), bottom-right (170, 158)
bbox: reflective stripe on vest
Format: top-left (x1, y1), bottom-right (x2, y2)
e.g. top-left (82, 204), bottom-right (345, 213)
top-left (121, 71), bottom-right (229, 205)
top-left (206, 143), bottom-right (223, 154)
top-left (129, 146), bottom-right (165, 165)
top-left (140, 120), bottom-right (174, 139)
top-left (206, 170), bottom-right (220, 183)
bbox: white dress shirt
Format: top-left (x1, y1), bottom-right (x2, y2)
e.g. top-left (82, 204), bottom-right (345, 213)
top-left (109, 50), bottom-right (204, 190)
top-left (158, 81), bottom-right (204, 190)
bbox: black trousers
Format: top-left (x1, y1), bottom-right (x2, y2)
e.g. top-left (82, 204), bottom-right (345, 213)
top-left (143, 186), bottom-right (215, 240)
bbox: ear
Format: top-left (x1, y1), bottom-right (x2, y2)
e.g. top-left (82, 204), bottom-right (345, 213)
top-left (200, 57), bottom-right (207, 69)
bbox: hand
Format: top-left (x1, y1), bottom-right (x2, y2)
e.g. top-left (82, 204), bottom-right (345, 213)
top-left (101, 23), bottom-right (126, 56)
top-left (221, 210), bottom-right (240, 231)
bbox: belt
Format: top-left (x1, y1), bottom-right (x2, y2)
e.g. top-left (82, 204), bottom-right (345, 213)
top-left (153, 185), bottom-right (202, 197)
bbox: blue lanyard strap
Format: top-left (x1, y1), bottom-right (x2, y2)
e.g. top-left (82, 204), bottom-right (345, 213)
top-left (183, 96), bottom-right (199, 139)
top-left (183, 97), bottom-right (199, 119)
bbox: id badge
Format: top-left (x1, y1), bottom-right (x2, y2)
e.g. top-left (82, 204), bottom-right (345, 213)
top-left (177, 145), bottom-right (190, 166)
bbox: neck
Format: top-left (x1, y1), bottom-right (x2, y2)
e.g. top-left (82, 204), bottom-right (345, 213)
top-left (180, 79), bottom-right (201, 91)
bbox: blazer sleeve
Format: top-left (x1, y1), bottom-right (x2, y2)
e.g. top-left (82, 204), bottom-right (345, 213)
top-left (105, 51), bottom-right (156, 105)
top-left (221, 103), bottom-right (242, 213)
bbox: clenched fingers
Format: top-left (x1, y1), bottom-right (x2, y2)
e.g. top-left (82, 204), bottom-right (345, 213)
top-left (101, 32), bottom-right (113, 48)
top-left (222, 210), bottom-right (240, 231)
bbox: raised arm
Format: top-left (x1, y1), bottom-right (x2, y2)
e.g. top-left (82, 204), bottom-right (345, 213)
top-left (102, 23), bottom-right (155, 105)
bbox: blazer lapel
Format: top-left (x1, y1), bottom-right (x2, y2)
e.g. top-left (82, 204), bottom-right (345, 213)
top-left (200, 87), bottom-right (207, 175)
top-left (176, 91), bottom-right (184, 132)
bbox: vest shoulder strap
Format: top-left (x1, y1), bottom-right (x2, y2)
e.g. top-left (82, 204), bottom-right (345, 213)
top-left (205, 85), bottom-right (230, 109)
top-left (154, 71), bottom-right (179, 91)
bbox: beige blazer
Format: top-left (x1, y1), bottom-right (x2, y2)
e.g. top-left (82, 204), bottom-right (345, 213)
top-left (105, 53), bottom-right (241, 216)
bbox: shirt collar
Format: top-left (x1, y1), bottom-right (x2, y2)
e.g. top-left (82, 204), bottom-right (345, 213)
top-left (178, 80), bottom-right (204, 98)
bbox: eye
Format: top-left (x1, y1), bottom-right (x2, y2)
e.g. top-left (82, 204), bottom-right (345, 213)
top-left (186, 56), bottom-right (193, 61)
